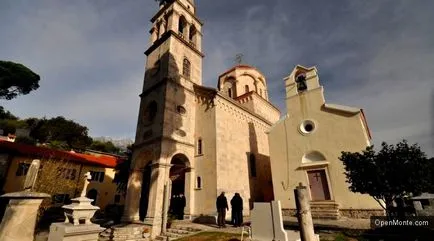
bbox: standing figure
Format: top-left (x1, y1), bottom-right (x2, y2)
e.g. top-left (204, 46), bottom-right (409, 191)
top-left (216, 192), bottom-right (229, 228)
top-left (230, 193), bottom-right (243, 227)
top-left (172, 194), bottom-right (179, 218)
top-left (179, 193), bottom-right (186, 220)
top-left (169, 194), bottom-right (176, 215)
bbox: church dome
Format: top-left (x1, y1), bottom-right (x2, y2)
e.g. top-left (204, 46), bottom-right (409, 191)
top-left (217, 64), bottom-right (269, 100)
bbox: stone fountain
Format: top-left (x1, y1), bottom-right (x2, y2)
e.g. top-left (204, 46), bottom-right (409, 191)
top-left (48, 172), bottom-right (104, 241)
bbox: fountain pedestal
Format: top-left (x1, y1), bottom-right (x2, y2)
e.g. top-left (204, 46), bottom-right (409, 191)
top-left (48, 196), bottom-right (104, 241)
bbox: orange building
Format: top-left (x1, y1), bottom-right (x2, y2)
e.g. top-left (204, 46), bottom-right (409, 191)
top-left (0, 140), bottom-right (126, 209)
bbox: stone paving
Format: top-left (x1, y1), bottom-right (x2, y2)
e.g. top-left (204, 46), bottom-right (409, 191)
top-left (34, 217), bottom-right (371, 241)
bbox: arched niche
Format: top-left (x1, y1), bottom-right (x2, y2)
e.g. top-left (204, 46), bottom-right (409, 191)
top-left (302, 151), bottom-right (326, 163)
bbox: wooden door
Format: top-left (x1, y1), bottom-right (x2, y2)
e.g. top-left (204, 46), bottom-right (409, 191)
top-left (307, 170), bottom-right (331, 201)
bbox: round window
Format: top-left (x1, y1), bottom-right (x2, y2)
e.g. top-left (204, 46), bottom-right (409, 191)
top-left (300, 120), bottom-right (316, 134)
top-left (176, 105), bottom-right (187, 115)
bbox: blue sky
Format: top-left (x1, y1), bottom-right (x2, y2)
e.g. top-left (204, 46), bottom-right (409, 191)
top-left (1, 0), bottom-right (433, 156)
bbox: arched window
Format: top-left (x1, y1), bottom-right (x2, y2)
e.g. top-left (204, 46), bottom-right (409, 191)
top-left (196, 176), bottom-right (202, 189)
top-left (249, 153), bottom-right (257, 177)
top-left (197, 138), bottom-right (203, 155)
top-left (178, 16), bottom-right (187, 36)
top-left (296, 73), bottom-right (307, 92)
top-left (183, 58), bottom-right (191, 78)
top-left (245, 85), bottom-right (249, 93)
top-left (189, 25), bottom-right (197, 43)
top-left (144, 101), bottom-right (158, 125)
top-left (228, 88), bottom-right (232, 98)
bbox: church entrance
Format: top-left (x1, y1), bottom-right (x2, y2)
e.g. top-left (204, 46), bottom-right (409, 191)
top-left (307, 169), bottom-right (331, 201)
top-left (169, 154), bottom-right (189, 220)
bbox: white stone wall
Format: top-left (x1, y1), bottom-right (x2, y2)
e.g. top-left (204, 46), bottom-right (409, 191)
top-left (214, 96), bottom-right (274, 216)
top-left (193, 94), bottom-right (218, 215)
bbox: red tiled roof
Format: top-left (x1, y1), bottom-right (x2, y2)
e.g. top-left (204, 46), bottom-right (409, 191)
top-left (218, 64), bottom-right (266, 79)
top-left (0, 140), bottom-right (124, 168)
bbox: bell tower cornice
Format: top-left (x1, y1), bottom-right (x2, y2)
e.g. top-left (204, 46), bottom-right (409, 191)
top-left (145, 30), bottom-right (204, 57)
top-left (151, 0), bottom-right (203, 26)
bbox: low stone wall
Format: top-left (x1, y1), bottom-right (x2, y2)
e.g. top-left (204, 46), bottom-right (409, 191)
top-left (282, 209), bottom-right (297, 217)
top-left (340, 209), bottom-right (385, 219)
top-left (282, 208), bottom-right (385, 219)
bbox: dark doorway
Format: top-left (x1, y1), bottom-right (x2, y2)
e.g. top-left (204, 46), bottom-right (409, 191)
top-left (307, 170), bottom-right (331, 201)
top-left (169, 154), bottom-right (189, 220)
top-left (139, 163), bottom-right (152, 221)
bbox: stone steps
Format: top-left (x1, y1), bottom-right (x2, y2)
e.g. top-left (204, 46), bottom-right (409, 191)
top-left (98, 224), bottom-right (151, 241)
top-left (310, 201), bottom-right (340, 220)
top-left (155, 226), bottom-right (202, 241)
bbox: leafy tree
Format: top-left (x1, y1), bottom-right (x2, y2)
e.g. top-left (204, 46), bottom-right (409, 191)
top-left (339, 140), bottom-right (431, 216)
top-left (34, 159), bottom-right (82, 230)
top-left (113, 147), bottom-right (132, 196)
top-left (30, 117), bottom-right (92, 151)
top-left (15, 136), bottom-right (37, 145)
top-left (0, 61), bottom-right (40, 100)
top-left (0, 106), bottom-right (18, 120)
top-left (0, 118), bottom-right (28, 136)
top-left (90, 140), bottom-right (121, 154)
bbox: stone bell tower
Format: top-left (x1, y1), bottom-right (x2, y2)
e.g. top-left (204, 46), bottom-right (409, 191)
top-left (122, 0), bottom-right (204, 237)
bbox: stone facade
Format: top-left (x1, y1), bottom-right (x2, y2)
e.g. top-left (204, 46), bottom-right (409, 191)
top-left (268, 65), bottom-right (383, 218)
top-left (123, 0), bottom-right (280, 238)
top-left (123, 1), bottom-right (383, 239)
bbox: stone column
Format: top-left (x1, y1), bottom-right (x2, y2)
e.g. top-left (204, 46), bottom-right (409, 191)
top-left (0, 192), bottom-right (50, 241)
top-left (121, 169), bottom-right (143, 222)
top-left (144, 162), bottom-right (169, 237)
top-left (149, 26), bottom-right (158, 44)
top-left (167, 12), bottom-right (178, 33)
top-left (184, 23), bottom-right (191, 40)
top-left (254, 80), bottom-right (259, 93)
top-left (294, 184), bottom-right (316, 241)
top-left (184, 168), bottom-right (195, 219)
top-left (159, 20), bottom-right (166, 38)
top-left (161, 181), bottom-right (171, 234)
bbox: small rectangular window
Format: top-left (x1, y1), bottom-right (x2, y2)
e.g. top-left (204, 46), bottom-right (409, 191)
top-left (52, 194), bottom-right (69, 204)
top-left (196, 176), bottom-right (202, 189)
top-left (197, 139), bottom-right (203, 155)
top-left (56, 168), bottom-right (76, 180)
top-left (16, 162), bottom-right (30, 176)
top-left (90, 171), bottom-right (105, 183)
top-left (99, 172), bottom-right (105, 182)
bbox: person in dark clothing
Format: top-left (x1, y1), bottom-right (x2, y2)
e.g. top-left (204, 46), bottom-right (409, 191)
top-left (169, 194), bottom-right (176, 215)
top-left (178, 193), bottom-right (186, 220)
top-left (216, 192), bottom-right (229, 228)
top-left (230, 193), bottom-right (243, 227)
top-left (171, 194), bottom-right (179, 218)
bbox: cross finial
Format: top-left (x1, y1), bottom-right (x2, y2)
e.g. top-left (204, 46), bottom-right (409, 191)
top-left (80, 172), bottom-right (92, 197)
top-left (235, 53), bottom-right (244, 65)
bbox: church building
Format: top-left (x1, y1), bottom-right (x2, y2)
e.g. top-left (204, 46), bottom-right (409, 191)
top-left (121, 0), bottom-right (279, 235)
top-left (120, 0), bottom-right (382, 237)
top-left (268, 65), bottom-right (383, 219)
